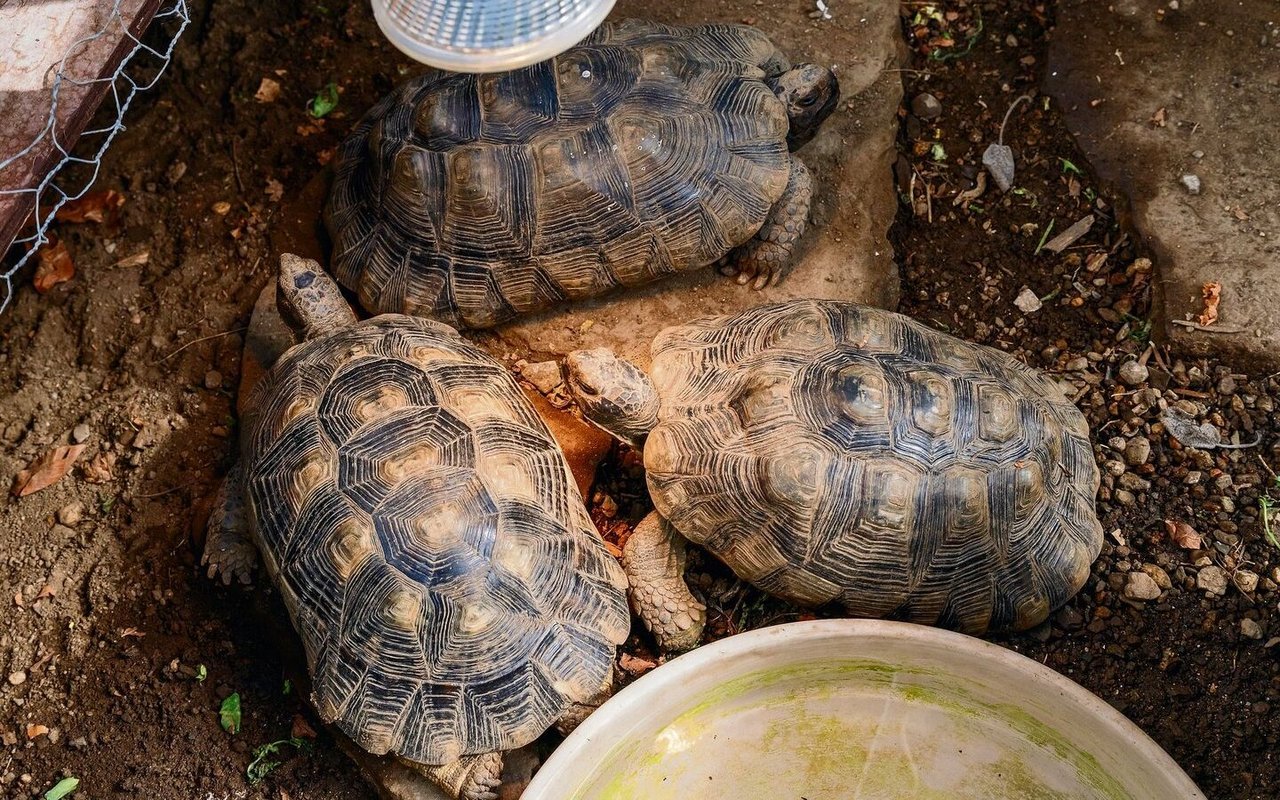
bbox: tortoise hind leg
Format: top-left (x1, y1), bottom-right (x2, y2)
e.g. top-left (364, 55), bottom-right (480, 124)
top-left (623, 513), bottom-right (706, 653)
top-left (202, 462), bottom-right (258, 586)
top-left (337, 731), bottom-right (502, 800)
top-left (719, 157), bottom-right (813, 290)
top-left (405, 754), bottom-right (504, 800)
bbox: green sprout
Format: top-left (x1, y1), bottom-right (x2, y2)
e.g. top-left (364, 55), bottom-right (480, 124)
top-left (247, 737), bottom-right (312, 784)
top-left (44, 778), bottom-right (80, 800)
top-left (929, 10), bottom-right (985, 62)
top-left (929, 142), bottom-right (947, 162)
top-left (196, 664), bottom-right (207, 682)
top-left (1033, 219), bottom-right (1057, 255)
top-left (307, 83), bottom-right (340, 118)
top-left (1059, 158), bottom-right (1083, 176)
top-left (219, 693), bottom-right (242, 734)
top-left (1263, 496), bottom-right (1280, 551)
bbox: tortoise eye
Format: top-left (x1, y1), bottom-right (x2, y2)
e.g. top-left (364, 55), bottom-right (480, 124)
top-left (799, 95), bottom-right (818, 108)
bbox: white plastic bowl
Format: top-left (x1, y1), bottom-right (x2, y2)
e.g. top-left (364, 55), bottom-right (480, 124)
top-left (524, 620), bottom-right (1203, 800)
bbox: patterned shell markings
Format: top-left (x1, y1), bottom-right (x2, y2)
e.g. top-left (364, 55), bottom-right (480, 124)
top-left (325, 21), bottom-right (793, 329)
top-left (241, 316), bottom-right (629, 764)
top-left (643, 301), bottom-right (1103, 633)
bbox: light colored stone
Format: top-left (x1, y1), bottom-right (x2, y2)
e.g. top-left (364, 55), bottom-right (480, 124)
top-left (1124, 437), bottom-right (1151, 466)
top-left (1141, 563), bottom-right (1172, 590)
top-left (1233, 569), bottom-right (1259, 595)
top-left (518, 361), bottom-right (563, 396)
top-left (1117, 361), bottom-right (1148, 387)
top-left (1242, 618), bottom-right (1264, 640)
top-left (71, 423), bottom-right (91, 444)
top-left (1196, 565), bottom-right (1228, 596)
top-left (1123, 571), bottom-right (1161, 601)
top-left (476, 0), bottom-right (905, 366)
top-left (56, 501), bottom-right (85, 527)
top-left (1047, 0), bottom-right (1280, 370)
top-left (1014, 288), bottom-right (1043, 314)
top-left (6, 671), bottom-right (24, 686)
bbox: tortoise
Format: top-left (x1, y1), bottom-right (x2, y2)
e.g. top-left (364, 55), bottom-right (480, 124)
top-left (565, 300), bottom-right (1103, 650)
top-left (324, 19), bottom-right (840, 329)
top-left (202, 254), bottom-right (630, 799)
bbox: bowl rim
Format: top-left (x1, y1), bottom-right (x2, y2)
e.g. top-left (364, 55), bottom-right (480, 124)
top-left (524, 618), bottom-right (1204, 799)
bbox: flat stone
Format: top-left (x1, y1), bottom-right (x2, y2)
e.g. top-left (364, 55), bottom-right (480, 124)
top-left (1047, 0), bottom-right (1280, 370)
top-left (1123, 571), bottom-right (1161, 601)
top-left (1196, 565), bottom-right (1228, 596)
top-left (1242, 618), bottom-right (1265, 640)
top-left (477, 0), bottom-right (904, 367)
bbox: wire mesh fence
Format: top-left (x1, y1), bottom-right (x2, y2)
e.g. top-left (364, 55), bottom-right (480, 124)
top-left (0, 0), bottom-right (190, 313)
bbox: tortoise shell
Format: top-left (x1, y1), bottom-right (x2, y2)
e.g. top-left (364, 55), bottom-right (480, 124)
top-left (241, 315), bottom-right (628, 764)
top-left (643, 301), bottom-right (1102, 633)
top-left (325, 19), bottom-right (794, 329)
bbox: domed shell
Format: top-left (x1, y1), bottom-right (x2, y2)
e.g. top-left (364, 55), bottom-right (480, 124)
top-left (242, 315), bottom-right (628, 764)
top-left (325, 20), bottom-right (793, 329)
top-left (643, 301), bottom-right (1102, 634)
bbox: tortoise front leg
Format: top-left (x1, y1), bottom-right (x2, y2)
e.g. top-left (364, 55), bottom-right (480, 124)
top-left (623, 513), bottom-right (706, 653)
top-left (201, 462), bottom-right (258, 585)
top-left (719, 156), bottom-right (813, 290)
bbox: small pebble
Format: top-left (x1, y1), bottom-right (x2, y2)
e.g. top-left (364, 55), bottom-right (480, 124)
top-left (204, 369), bottom-right (223, 390)
top-left (1242, 618), bottom-right (1264, 640)
top-left (1124, 437), bottom-right (1151, 466)
top-left (1180, 174), bottom-right (1202, 194)
top-left (56, 501), bottom-right (85, 527)
top-left (1191, 149), bottom-right (1204, 159)
top-left (911, 92), bottom-right (943, 120)
top-left (1066, 356), bottom-right (1089, 372)
top-left (1118, 360), bottom-right (1149, 387)
top-left (71, 423), bottom-right (91, 444)
top-left (6, 671), bottom-right (25, 686)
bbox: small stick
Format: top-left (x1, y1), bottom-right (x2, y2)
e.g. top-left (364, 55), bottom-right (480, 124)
top-left (998, 94), bottom-right (1034, 146)
top-left (158, 327), bottom-right (248, 363)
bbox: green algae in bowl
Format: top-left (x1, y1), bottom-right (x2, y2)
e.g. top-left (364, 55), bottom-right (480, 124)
top-left (523, 620), bottom-right (1203, 800)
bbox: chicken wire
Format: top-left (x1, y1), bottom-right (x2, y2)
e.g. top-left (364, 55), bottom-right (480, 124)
top-left (0, 0), bottom-right (190, 313)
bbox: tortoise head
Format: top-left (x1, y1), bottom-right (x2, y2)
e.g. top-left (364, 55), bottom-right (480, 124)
top-left (276, 253), bottom-right (357, 340)
top-left (772, 64), bottom-right (840, 150)
top-left (565, 348), bottom-right (659, 448)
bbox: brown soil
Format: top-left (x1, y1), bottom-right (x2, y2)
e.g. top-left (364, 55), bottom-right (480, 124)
top-left (1, 1), bottom-right (1276, 799)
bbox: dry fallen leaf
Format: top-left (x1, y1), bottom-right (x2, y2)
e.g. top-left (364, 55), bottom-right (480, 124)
top-left (119, 627), bottom-right (145, 638)
top-left (26, 724), bottom-right (49, 740)
top-left (82, 452), bottom-right (117, 484)
top-left (1165, 519), bottom-right (1203, 550)
top-left (265, 178), bottom-right (284, 203)
top-left (1197, 281), bottom-right (1221, 326)
top-left (13, 591), bottom-right (24, 607)
top-left (54, 189), bottom-right (125, 224)
top-left (619, 653), bottom-right (658, 676)
top-left (254, 77), bottom-right (282, 103)
top-left (34, 584), bottom-right (56, 602)
top-left (212, 201), bottom-right (232, 215)
top-left (291, 714), bottom-right (318, 740)
top-left (1150, 107), bottom-right (1167, 128)
top-left (113, 251), bottom-right (150, 269)
top-left (33, 236), bottom-right (75, 293)
top-left (12, 444), bottom-right (86, 497)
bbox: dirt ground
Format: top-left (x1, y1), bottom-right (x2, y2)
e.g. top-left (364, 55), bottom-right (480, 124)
top-left (2, 1), bottom-right (1278, 799)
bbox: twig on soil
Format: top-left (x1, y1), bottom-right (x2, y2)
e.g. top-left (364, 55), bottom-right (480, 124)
top-left (1169, 320), bottom-right (1248, 333)
top-left (231, 141), bottom-right (246, 195)
top-left (157, 327), bottom-right (248, 363)
top-left (998, 94), bottom-right (1034, 147)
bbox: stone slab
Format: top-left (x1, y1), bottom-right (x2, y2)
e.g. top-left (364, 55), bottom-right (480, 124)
top-left (1046, 0), bottom-right (1280, 369)
top-left (473, 0), bottom-right (906, 367)
top-left (0, 0), bottom-right (162, 256)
